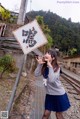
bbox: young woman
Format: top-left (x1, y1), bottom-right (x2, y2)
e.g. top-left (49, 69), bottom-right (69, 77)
top-left (34, 50), bottom-right (71, 119)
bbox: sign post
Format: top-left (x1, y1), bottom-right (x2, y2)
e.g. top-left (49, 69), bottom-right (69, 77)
top-left (6, 20), bottom-right (47, 118)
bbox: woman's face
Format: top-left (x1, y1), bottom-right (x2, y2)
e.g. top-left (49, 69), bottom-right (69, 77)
top-left (44, 52), bottom-right (55, 62)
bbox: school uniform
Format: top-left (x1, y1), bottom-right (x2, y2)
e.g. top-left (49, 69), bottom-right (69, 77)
top-left (34, 64), bottom-right (71, 112)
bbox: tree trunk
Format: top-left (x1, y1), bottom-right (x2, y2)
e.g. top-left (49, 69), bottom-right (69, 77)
top-left (17, 0), bottom-right (28, 25)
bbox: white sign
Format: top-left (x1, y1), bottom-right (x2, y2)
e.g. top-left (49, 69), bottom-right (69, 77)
top-left (13, 19), bottom-right (48, 54)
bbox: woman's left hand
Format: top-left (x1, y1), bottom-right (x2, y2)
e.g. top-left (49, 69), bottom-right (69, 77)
top-left (44, 58), bottom-right (52, 67)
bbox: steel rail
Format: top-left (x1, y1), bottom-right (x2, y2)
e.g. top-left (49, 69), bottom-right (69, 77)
top-left (61, 73), bottom-right (80, 94)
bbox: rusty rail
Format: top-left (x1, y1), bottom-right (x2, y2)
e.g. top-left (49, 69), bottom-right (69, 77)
top-left (61, 72), bottom-right (80, 94)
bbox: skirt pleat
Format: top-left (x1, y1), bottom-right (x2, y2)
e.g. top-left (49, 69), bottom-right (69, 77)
top-left (45, 93), bottom-right (71, 112)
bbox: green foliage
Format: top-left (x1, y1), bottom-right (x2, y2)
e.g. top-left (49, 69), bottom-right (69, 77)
top-left (0, 55), bottom-right (16, 78)
top-left (36, 15), bottom-right (50, 34)
top-left (68, 48), bottom-right (77, 56)
top-left (0, 6), bottom-right (17, 23)
top-left (46, 34), bottom-right (53, 49)
top-left (36, 15), bottom-right (53, 51)
top-left (1, 9), bottom-right (11, 21)
top-left (9, 15), bottom-right (17, 23)
top-left (27, 10), bottom-right (80, 55)
top-left (36, 16), bottom-right (44, 25)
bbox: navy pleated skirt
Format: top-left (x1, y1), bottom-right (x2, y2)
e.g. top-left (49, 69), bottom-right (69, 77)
top-left (45, 93), bottom-right (71, 112)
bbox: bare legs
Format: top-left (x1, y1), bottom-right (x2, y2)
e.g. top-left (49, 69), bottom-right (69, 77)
top-left (56, 112), bottom-right (64, 119)
top-left (42, 110), bottom-right (51, 119)
top-left (42, 110), bottom-right (64, 119)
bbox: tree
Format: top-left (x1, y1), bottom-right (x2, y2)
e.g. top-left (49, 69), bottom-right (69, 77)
top-left (36, 16), bottom-right (43, 25)
top-left (1, 9), bottom-right (11, 21)
top-left (27, 10), bottom-right (80, 55)
top-left (68, 48), bottom-right (77, 56)
top-left (0, 55), bottom-right (16, 79)
top-left (45, 34), bottom-right (53, 49)
top-left (36, 16), bottom-right (53, 52)
top-left (1, 9), bottom-right (10, 21)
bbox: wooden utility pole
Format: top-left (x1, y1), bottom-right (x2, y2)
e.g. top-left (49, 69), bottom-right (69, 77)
top-left (17, 0), bottom-right (28, 75)
top-left (17, 0), bottom-right (28, 25)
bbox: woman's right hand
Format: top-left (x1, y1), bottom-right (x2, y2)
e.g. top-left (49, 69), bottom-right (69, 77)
top-left (36, 56), bottom-right (45, 64)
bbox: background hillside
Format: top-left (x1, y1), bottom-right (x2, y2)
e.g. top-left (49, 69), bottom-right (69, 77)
top-left (26, 10), bottom-right (80, 55)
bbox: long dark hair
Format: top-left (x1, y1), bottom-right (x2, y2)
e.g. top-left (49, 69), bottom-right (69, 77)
top-left (41, 49), bottom-right (59, 75)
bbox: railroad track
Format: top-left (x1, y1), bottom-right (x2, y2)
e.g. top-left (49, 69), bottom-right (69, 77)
top-left (61, 73), bottom-right (80, 94)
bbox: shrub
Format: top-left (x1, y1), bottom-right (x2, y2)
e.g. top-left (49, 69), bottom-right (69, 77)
top-left (0, 54), bottom-right (16, 79)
